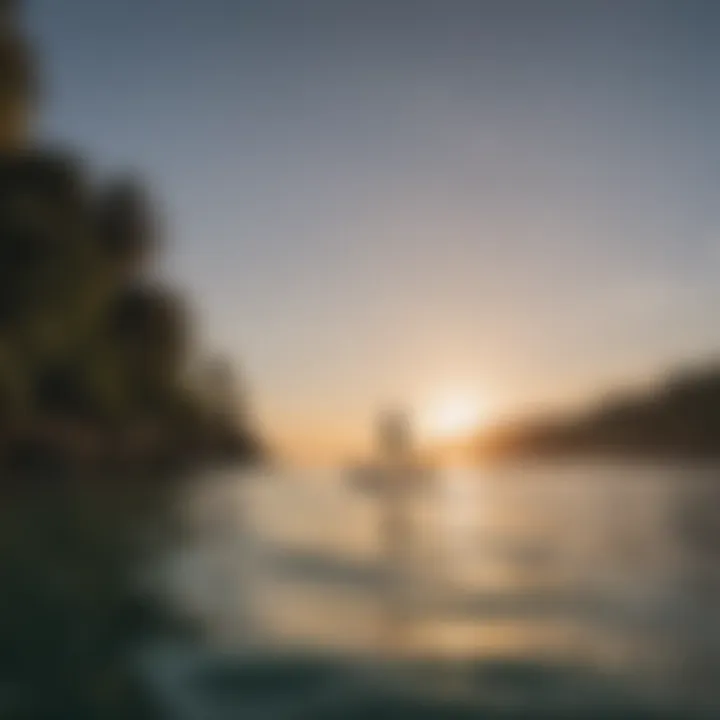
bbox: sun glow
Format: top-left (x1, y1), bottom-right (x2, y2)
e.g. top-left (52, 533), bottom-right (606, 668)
top-left (421, 394), bottom-right (489, 441)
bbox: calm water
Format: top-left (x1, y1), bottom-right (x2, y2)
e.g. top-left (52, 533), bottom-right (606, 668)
top-left (153, 462), bottom-right (720, 717)
top-left (2, 463), bottom-right (718, 718)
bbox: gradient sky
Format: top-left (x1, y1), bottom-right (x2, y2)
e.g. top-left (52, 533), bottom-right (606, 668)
top-left (27, 0), bottom-right (720, 458)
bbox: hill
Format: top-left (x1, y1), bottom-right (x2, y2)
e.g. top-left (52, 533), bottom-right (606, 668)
top-left (477, 363), bottom-right (720, 461)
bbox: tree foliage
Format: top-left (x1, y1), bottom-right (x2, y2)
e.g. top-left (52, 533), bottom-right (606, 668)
top-left (0, 150), bottom-right (260, 468)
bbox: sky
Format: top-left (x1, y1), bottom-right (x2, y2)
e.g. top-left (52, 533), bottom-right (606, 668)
top-left (26, 0), bottom-right (720, 460)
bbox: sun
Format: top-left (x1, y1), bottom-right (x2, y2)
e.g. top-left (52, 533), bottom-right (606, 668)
top-left (422, 394), bottom-right (488, 442)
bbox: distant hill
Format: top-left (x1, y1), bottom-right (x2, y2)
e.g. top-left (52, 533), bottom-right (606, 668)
top-left (477, 363), bottom-right (720, 461)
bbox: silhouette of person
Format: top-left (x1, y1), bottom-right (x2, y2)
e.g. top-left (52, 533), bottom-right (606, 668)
top-left (351, 409), bottom-right (434, 657)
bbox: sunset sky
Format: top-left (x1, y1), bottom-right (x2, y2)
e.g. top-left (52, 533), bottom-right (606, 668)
top-left (30, 0), bottom-right (720, 459)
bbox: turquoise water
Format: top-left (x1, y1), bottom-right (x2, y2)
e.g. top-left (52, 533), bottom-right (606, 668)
top-left (150, 462), bottom-right (720, 718)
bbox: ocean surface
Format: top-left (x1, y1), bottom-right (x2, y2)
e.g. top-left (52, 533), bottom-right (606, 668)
top-left (146, 462), bottom-right (720, 718)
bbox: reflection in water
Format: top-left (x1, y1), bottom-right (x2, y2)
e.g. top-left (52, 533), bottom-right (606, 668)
top-left (3, 465), bottom-right (720, 718)
top-left (667, 474), bottom-right (720, 709)
top-left (160, 463), bottom-right (720, 717)
top-left (0, 476), bottom-right (191, 719)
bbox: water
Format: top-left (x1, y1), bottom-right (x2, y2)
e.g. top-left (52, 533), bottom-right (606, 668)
top-left (156, 462), bottom-right (720, 718)
top-left (2, 463), bottom-right (720, 718)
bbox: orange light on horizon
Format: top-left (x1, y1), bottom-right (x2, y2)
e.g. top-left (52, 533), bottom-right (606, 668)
top-left (419, 392), bottom-right (490, 443)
